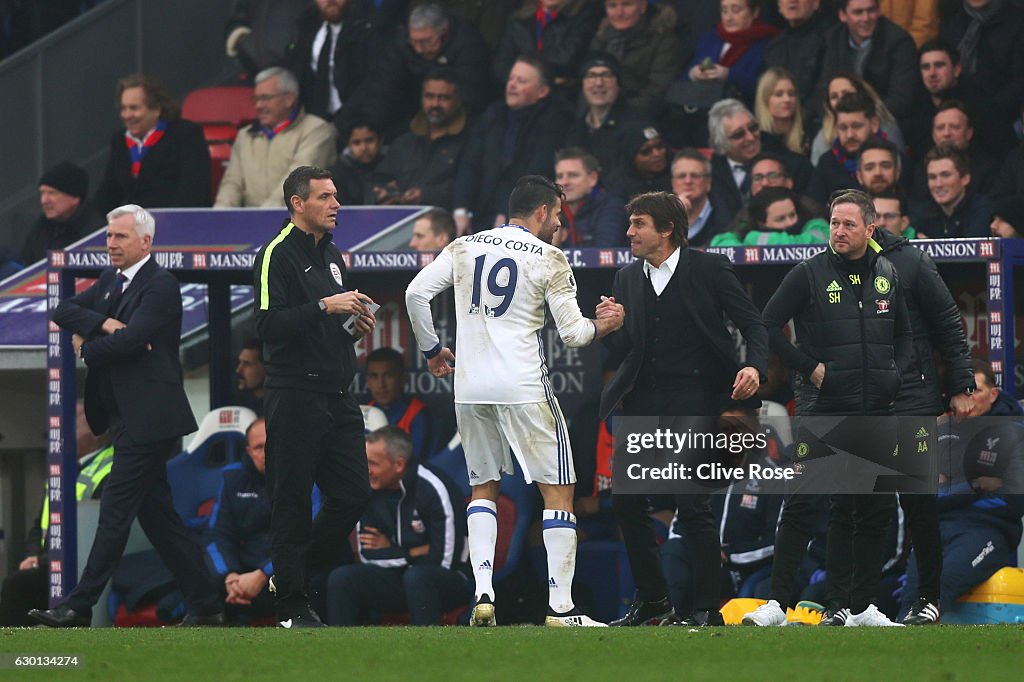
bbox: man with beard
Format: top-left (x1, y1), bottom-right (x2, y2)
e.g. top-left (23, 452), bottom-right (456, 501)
top-left (856, 139), bottom-right (903, 196)
top-left (406, 175), bottom-right (624, 627)
top-left (372, 69), bottom-right (468, 211)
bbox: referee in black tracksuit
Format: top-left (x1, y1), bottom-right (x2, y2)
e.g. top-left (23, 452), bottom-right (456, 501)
top-left (757, 190), bottom-right (912, 627)
top-left (253, 166), bottom-right (377, 627)
top-left (873, 227), bottom-right (976, 624)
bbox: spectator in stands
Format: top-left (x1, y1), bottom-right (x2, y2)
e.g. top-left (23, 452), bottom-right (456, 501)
top-left (807, 91), bottom-right (883, 203)
top-left (856, 138), bottom-right (903, 195)
top-left (224, 0), bottom-right (310, 80)
top-left (873, 188), bottom-right (916, 239)
top-left (326, 427), bottom-right (469, 625)
top-left (368, 3), bottom-right (491, 136)
top-left (409, 208), bottom-right (457, 252)
top-left (685, 0), bottom-right (780, 106)
top-left (493, 0), bottom-right (602, 94)
top-left (420, 0), bottom-right (521, 50)
top-left (939, 0), bottom-right (1024, 162)
top-left (453, 56), bottom-right (572, 234)
top-left (754, 67), bottom-right (808, 156)
top-left (21, 162), bottom-right (102, 265)
top-left (552, 147), bottom-right (626, 247)
top-left (0, 401), bottom-right (111, 626)
top-left (815, 0), bottom-right (919, 123)
top-left (707, 99), bottom-right (763, 223)
top-left (329, 119), bottom-right (389, 206)
top-left (235, 337), bottom-right (266, 416)
top-left (214, 67), bottom-right (338, 208)
top-left (764, 0), bottom-right (835, 115)
top-left (878, 0), bottom-right (938, 48)
top-left (605, 122), bottom-right (671, 201)
top-left (372, 69), bottom-right (468, 211)
top-left (588, 0), bottom-right (683, 118)
top-left (912, 145), bottom-right (992, 239)
top-left (905, 39), bottom-right (967, 162)
top-left (711, 186), bottom-right (828, 245)
top-left (670, 148), bottom-right (729, 246)
top-left (909, 101), bottom-right (999, 201)
top-left (93, 74), bottom-right (211, 213)
top-left (990, 196), bottom-right (1024, 240)
top-left (810, 72), bottom-right (904, 166)
top-left (205, 417), bottom-right (276, 623)
top-left (365, 347), bottom-right (430, 462)
top-left (749, 152), bottom-right (825, 220)
top-left (708, 99), bottom-right (812, 224)
top-left (564, 52), bottom-right (638, 182)
top-left (899, 362), bottom-right (1024, 618)
top-left (991, 107), bottom-right (1024, 200)
top-left (287, 0), bottom-right (381, 132)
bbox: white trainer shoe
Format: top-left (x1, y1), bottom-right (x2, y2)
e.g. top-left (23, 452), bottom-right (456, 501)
top-left (845, 604), bottom-right (905, 627)
top-left (742, 599), bottom-right (787, 626)
top-left (545, 608), bottom-right (608, 627)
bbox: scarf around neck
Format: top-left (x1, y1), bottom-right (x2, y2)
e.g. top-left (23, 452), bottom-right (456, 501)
top-left (715, 20), bottom-right (779, 68)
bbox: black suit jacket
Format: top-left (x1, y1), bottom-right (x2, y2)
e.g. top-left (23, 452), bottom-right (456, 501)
top-left (600, 248), bottom-right (769, 420)
top-left (93, 119), bottom-right (212, 214)
top-left (52, 258), bottom-right (197, 444)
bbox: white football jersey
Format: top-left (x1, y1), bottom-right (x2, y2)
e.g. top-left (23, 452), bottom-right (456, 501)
top-left (406, 225), bottom-right (596, 404)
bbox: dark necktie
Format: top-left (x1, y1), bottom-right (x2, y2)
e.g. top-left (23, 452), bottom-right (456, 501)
top-left (108, 272), bottom-right (128, 316)
top-left (311, 24), bottom-right (334, 118)
top-left (739, 164), bottom-right (752, 198)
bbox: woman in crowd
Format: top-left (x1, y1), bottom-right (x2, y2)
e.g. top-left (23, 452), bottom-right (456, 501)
top-left (754, 67), bottom-right (808, 156)
top-left (710, 186), bottom-right (827, 246)
top-left (810, 72), bottom-right (904, 166)
top-left (684, 0), bottom-right (778, 105)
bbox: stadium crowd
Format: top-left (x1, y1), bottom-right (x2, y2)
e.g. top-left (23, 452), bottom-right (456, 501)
top-left (4, 0), bottom-right (1024, 628)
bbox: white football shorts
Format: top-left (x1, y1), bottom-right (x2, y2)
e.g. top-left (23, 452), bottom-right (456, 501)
top-left (455, 400), bottom-right (575, 486)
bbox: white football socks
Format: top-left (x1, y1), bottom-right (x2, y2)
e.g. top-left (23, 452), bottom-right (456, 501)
top-left (542, 509), bottom-right (578, 614)
top-left (467, 500), bottom-right (498, 601)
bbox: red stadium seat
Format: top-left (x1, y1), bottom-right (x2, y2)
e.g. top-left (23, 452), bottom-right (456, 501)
top-left (182, 86), bottom-right (256, 126)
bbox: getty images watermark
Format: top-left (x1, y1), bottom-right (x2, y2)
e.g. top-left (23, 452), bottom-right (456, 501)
top-left (612, 415), bottom-right (1022, 496)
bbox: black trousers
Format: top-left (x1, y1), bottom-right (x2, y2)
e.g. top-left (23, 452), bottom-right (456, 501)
top-left (612, 386), bottom-right (721, 611)
top-left (66, 422), bottom-right (218, 615)
top-left (825, 493), bottom-right (897, 613)
top-left (0, 564), bottom-right (46, 626)
top-left (265, 388), bottom-right (370, 619)
top-left (893, 413), bottom-right (942, 604)
top-left (769, 493), bottom-right (826, 609)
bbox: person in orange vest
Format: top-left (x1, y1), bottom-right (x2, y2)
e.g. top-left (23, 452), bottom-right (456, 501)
top-left (365, 347), bottom-right (429, 461)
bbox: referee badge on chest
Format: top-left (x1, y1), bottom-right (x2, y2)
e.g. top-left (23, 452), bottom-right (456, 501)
top-left (330, 262), bottom-right (344, 287)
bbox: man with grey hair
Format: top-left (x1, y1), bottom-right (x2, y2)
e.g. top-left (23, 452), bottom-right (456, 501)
top-left (365, 2), bottom-right (491, 135)
top-left (708, 98), bottom-right (812, 225)
top-left (215, 66), bottom-right (337, 207)
top-left (325, 426), bottom-right (469, 625)
top-left (33, 205), bottom-right (222, 627)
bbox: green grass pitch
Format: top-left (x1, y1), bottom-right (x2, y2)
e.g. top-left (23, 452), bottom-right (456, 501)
top-left (2, 626), bottom-right (1022, 681)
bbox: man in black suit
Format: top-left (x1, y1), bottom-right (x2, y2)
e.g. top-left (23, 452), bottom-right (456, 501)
top-left (602, 191), bottom-right (769, 627)
top-left (31, 205), bottom-right (221, 628)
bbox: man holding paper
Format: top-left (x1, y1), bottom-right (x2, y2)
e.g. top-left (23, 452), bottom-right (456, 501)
top-left (253, 165), bottom-right (377, 628)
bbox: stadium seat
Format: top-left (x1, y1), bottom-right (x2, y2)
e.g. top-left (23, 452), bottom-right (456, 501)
top-left (182, 86), bottom-right (256, 131)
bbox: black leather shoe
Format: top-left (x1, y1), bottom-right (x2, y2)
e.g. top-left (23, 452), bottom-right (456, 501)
top-left (177, 611), bottom-right (226, 627)
top-left (278, 607), bottom-right (326, 629)
top-left (671, 609), bottom-right (725, 626)
top-left (28, 605), bottom-right (92, 628)
top-left (609, 598), bottom-right (676, 626)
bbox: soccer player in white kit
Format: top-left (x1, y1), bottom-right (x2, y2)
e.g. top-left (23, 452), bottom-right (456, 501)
top-left (406, 175), bottom-right (624, 627)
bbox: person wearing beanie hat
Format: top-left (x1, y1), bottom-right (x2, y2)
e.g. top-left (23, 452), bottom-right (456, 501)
top-left (565, 51), bottom-right (641, 182)
top-left (604, 121), bottom-right (671, 200)
top-left (21, 162), bottom-right (102, 265)
top-left (991, 195), bottom-right (1024, 239)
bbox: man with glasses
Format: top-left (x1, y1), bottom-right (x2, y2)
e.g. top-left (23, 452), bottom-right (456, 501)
top-left (565, 52), bottom-right (638, 183)
top-left (872, 190), bottom-right (914, 239)
top-left (708, 99), bottom-right (811, 226)
top-left (215, 67), bottom-right (338, 208)
top-left (670, 148), bottom-right (727, 246)
top-left (750, 152), bottom-right (825, 219)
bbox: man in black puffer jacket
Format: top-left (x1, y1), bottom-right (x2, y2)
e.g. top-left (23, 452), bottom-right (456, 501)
top-left (873, 226), bottom-right (976, 624)
top-left (753, 189), bottom-right (912, 628)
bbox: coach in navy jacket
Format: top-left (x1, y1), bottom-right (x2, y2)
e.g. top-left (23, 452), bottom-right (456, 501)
top-left (31, 205), bottom-right (218, 628)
